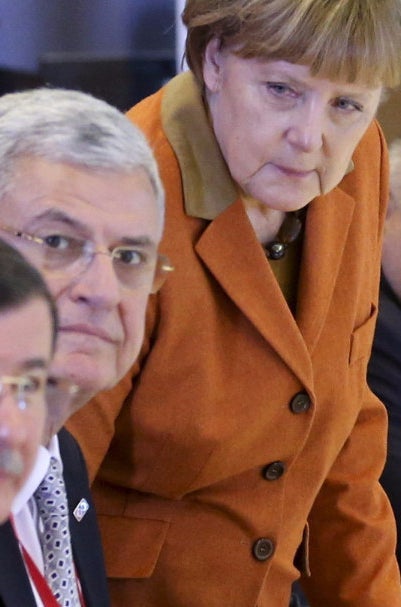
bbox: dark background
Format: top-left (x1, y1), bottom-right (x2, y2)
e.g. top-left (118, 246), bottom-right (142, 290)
top-left (0, 1), bottom-right (177, 111)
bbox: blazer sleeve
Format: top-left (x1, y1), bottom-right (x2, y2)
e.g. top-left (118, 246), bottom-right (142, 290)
top-left (302, 386), bottom-right (400, 604)
top-left (65, 294), bottom-right (159, 483)
top-left (301, 123), bottom-right (400, 605)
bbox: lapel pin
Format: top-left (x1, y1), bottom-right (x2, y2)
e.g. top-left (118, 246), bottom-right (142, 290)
top-left (73, 498), bottom-right (90, 522)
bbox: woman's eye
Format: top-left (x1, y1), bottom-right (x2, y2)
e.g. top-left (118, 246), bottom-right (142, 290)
top-left (267, 82), bottom-right (296, 97)
top-left (335, 97), bottom-right (363, 112)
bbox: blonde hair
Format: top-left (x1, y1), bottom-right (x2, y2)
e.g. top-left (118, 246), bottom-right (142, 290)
top-left (183, 0), bottom-right (401, 88)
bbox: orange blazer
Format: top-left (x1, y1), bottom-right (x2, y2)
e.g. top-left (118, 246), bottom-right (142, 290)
top-left (67, 75), bottom-right (401, 607)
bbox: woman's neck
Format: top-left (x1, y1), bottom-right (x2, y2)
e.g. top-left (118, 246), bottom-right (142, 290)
top-left (241, 194), bottom-right (286, 246)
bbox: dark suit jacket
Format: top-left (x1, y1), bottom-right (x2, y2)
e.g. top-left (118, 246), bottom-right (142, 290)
top-left (0, 428), bottom-right (110, 607)
top-left (368, 274), bottom-right (401, 566)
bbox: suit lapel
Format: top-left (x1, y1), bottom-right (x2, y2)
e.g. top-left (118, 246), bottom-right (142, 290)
top-left (59, 429), bottom-right (110, 607)
top-left (196, 199), bottom-right (313, 388)
top-left (196, 191), bottom-right (355, 389)
top-left (0, 521), bottom-right (36, 606)
top-left (297, 187), bottom-right (356, 352)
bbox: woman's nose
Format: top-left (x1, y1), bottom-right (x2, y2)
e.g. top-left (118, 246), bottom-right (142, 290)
top-left (286, 104), bottom-right (325, 152)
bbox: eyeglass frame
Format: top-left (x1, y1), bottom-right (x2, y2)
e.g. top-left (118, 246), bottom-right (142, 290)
top-left (0, 374), bottom-right (78, 412)
top-left (0, 223), bottom-right (174, 294)
top-left (0, 375), bottom-right (43, 411)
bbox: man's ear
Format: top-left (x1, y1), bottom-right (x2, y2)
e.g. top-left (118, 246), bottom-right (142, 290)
top-left (203, 37), bottom-right (223, 93)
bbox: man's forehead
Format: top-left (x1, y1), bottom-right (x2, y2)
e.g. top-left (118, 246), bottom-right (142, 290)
top-left (9, 156), bottom-right (158, 212)
top-left (27, 207), bottom-right (153, 234)
top-left (3, 156), bottom-right (163, 242)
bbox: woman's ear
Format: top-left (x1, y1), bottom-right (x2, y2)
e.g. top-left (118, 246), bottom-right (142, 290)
top-left (203, 37), bottom-right (223, 93)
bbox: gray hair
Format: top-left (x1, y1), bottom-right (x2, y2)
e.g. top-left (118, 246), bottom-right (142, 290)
top-left (389, 139), bottom-right (401, 213)
top-left (0, 87), bottom-right (164, 215)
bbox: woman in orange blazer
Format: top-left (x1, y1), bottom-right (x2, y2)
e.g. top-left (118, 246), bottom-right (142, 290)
top-left (67, 1), bottom-right (401, 605)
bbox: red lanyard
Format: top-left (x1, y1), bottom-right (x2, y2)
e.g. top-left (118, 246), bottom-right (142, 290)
top-left (20, 542), bottom-right (66, 607)
top-left (11, 516), bottom-right (87, 607)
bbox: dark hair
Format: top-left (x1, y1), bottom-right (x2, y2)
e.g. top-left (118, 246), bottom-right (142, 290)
top-left (0, 238), bottom-right (58, 349)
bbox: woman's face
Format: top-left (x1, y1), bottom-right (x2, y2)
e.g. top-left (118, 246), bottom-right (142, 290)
top-left (203, 40), bottom-right (382, 212)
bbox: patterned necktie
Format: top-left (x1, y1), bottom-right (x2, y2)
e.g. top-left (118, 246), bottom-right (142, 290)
top-left (34, 456), bottom-right (81, 607)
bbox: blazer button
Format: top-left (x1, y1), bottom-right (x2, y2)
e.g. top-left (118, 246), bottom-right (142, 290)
top-left (262, 461), bottom-right (286, 481)
top-left (252, 538), bottom-right (275, 561)
top-left (289, 391), bottom-right (311, 414)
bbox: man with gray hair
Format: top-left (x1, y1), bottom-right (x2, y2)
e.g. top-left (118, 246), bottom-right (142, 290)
top-left (0, 87), bottom-right (170, 607)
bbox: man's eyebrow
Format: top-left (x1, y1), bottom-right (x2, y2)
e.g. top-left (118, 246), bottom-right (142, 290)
top-left (31, 210), bottom-right (157, 249)
top-left (20, 359), bottom-right (49, 371)
top-left (30, 208), bottom-right (86, 231)
top-left (120, 236), bottom-right (156, 248)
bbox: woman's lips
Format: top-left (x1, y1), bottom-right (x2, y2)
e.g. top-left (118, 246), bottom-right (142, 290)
top-left (274, 164), bottom-right (315, 178)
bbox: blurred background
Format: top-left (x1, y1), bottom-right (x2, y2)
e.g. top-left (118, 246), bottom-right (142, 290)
top-left (0, 0), bottom-right (399, 143)
top-left (0, 0), bottom-right (182, 111)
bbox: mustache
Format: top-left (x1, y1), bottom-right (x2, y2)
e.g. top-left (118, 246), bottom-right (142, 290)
top-left (0, 449), bottom-right (24, 477)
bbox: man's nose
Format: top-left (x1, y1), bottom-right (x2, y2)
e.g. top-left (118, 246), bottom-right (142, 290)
top-left (0, 393), bottom-right (27, 445)
top-left (67, 251), bottom-right (123, 309)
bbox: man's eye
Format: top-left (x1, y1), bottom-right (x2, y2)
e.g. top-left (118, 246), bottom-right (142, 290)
top-left (20, 376), bottom-right (41, 394)
top-left (114, 248), bottom-right (145, 266)
top-left (42, 234), bottom-right (73, 250)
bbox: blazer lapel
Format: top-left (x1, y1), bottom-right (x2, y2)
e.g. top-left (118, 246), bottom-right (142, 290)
top-left (297, 187), bottom-right (356, 352)
top-left (196, 199), bottom-right (313, 389)
top-left (59, 429), bottom-right (110, 607)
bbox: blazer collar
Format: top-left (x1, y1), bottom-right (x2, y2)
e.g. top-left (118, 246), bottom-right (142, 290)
top-left (162, 71), bottom-right (237, 220)
top-left (296, 187), bottom-right (356, 352)
top-left (196, 187), bottom-right (355, 389)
